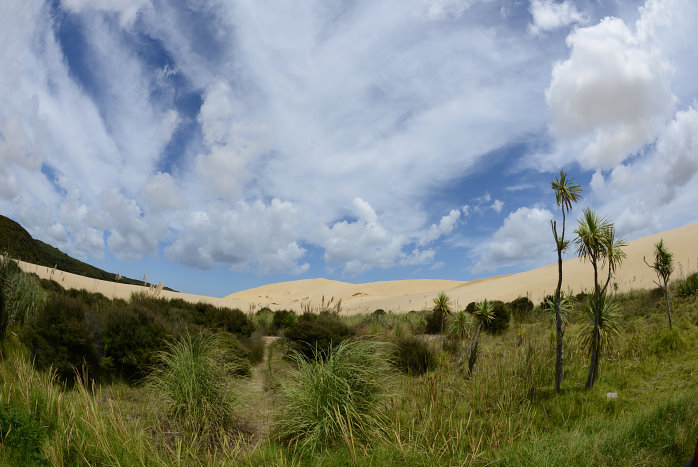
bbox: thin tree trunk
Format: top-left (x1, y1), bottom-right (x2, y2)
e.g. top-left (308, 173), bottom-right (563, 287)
top-left (440, 312), bottom-right (444, 352)
top-left (552, 211), bottom-right (566, 394)
top-left (468, 326), bottom-right (481, 377)
top-left (586, 263), bottom-right (600, 390)
top-left (664, 282), bottom-right (673, 330)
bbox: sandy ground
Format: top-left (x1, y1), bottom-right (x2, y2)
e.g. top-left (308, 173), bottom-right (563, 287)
top-left (17, 221), bottom-right (698, 315)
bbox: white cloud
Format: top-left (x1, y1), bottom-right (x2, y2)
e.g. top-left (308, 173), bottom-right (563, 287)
top-left (419, 208), bottom-right (461, 246)
top-left (473, 207), bottom-right (554, 273)
top-left (317, 198), bottom-right (405, 275)
top-left (491, 199), bottom-right (504, 213)
top-left (165, 199), bottom-right (309, 275)
top-left (589, 107), bottom-right (698, 238)
top-left (546, 16), bottom-right (675, 169)
top-left (101, 188), bottom-right (157, 261)
top-left (529, 0), bottom-right (587, 35)
top-left (141, 172), bottom-right (184, 213)
top-left (61, 0), bottom-right (150, 27)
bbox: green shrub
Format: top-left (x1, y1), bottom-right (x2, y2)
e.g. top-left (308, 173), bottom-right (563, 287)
top-left (508, 296), bottom-right (534, 322)
top-left (674, 273), bottom-right (698, 298)
top-left (255, 307), bottom-right (274, 335)
top-left (245, 328), bottom-right (266, 365)
top-left (0, 256), bottom-right (22, 339)
top-left (147, 332), bottom-right (239, 439)
top-left (273, 338), bottom-right (396, 452)
top-left (100, 306), bottom-right (168, 383)
top-left (651, 329), bottom-right (686, 355)
top-left (0, 403), bottom-right (50, 466)
top-left (482, 300), bottom-right (510, 334)
top-left (21, 294), bottom-right (99, 383)
top-left (284, 314), bottom-right (355, 361)
top-left (424, 308), bottom-right (444, 335)
top-left (272, 309), bottom-right (296, 334)
top-left (218, 332), bottom-right (252, 376)
top-left (392, 336), bottom-right (436, 375)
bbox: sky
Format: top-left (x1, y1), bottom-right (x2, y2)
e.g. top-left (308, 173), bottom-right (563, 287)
top-left (1, 0), bottom-right (697, 297)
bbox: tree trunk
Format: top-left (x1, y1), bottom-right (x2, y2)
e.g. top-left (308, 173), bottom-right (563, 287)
top-left (468, 326), bottom-right (481, 377)
top-left (586, 263), bottom-right (600, 390)
top-left (555, 245), bottom-right (564, 393)
top-left (440, 312), bottom-right (444, 352)
top-left (664, 282), bottom-right (673, 330)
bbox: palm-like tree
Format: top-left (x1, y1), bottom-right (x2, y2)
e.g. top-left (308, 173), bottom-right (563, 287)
top-left (550, 169), bottom-right (582, 393)
top-left (644, 239), bottom-right (674, 329)
top-left (575, 208), bottom-right (626, 389)
top-left (467, 299), bottom-right (495, 377)
top-left (579, 293), bottom-right (620, 361)
top-left (433, 292), bottom-right (452, 352)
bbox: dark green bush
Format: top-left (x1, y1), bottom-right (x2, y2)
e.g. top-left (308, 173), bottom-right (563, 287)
top-left (284, 315), bottom-right (355, 360)
top-left (272, 309), bottom-right (296, 334)
top-left (424, 308), bottom-right (445, 335)
top-left (392, 336), bottom-right (437, 375)
top-left (21, 294), bottom-right (99, 383)
top-left (482, 300), bottom-right (510, 334)
top-left (255, 307), bottom-right (274, 335)
top-left (100, 306), bottom-right (168, 383)
top-left (508, 296), bottom-right (534, 322)
top-left (465, 302), bottom-right (477, 314)
top-left (245, 328), bottom-right (266, 364)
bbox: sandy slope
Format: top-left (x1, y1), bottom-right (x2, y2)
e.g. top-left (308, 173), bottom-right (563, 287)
top-left (16, 221), bottom-right (698, 315)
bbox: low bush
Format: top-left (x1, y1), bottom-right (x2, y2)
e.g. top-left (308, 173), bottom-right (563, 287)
top-left (219, 332), bottom-right (252, 376)
top-left (482, 301), bottom-right (510, 334)
top-left (508, 296), bottom-right (534, 322)
top-left (245, 328), bottom-right (266, 365)
top-left (424, 308), bottom-right (445, 335)
top-left (651, 328), bottom-right (686, 355)
top-left (272, 309), bottom-right (296, 334)
top-left (100, 306), bottom-right (168, 383)
top-left (273, 338), bottom-right (396, 452)
top-left (284, 314), bottom-right (355, 361)
top-left (21, 294), bottom-right (100, 383)
top-left (392, 336), bottom-right (436, 375)
top-left (674, 273), bottom-right (698, 298)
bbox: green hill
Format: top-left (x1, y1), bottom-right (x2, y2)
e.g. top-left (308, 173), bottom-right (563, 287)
top-left (0, 214), bottom-right (174, 290)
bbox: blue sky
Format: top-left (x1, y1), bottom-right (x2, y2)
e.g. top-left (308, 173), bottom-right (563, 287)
top-left (1, 0), bottom-right (697, 297)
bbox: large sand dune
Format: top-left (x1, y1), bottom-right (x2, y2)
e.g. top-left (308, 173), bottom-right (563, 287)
top-left (17, 221), bottom-right (698, 315)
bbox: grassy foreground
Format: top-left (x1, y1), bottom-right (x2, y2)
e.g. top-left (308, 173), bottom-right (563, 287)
top-left (1, 286), bottom-right (697, 465)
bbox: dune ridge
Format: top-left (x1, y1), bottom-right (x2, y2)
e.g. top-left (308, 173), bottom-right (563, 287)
top-left (16, 221), bottom-right (698, 315)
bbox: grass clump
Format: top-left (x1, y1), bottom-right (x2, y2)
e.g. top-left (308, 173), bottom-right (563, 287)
top-left (392, 336), bottom-right (437, 375)
top-left (674, 272), bottom-right (698, 298)
top-left (147, 331), bottom-right (240, 441)
top-left (273, 338), bottom-right (396, 453)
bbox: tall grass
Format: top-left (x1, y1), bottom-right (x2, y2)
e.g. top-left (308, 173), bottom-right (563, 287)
top-left (273, 338), bottom-right (397, 454)
top-left (147, 331), bottom-right (241, 443)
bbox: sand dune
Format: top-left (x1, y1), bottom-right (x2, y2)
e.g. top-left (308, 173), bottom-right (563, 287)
top-left (16, 221), bottom-right (698, 315)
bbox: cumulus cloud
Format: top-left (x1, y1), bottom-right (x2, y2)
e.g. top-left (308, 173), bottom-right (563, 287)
top-left (418, 208), bottom-right (461, 246)
top-left (546, 15), bottom-right (675, 169)
top-left (101, 188), bottom-right (157, 261)
top-left (165, 199), bottom-right (309, 275)
top-left (491, 199), bottom-right (504, 213)
top-left (141, 172), bottom-right (184, 213)
top-left (529, 0), bottom-right (587, 35)
top-left (589, 107), bottom-right (698, 237)
top-left (472, 207), bottom-right (554, 273)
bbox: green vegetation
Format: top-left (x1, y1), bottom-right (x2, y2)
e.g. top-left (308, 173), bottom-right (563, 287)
top-left (645, 239), bottom-right (675, 329)
top-left (550, 168), bottom-right (582, 393)
top-left (1, 260), bottom-right (697, 465)
top-left (273, 338), bottom-right (396, 454)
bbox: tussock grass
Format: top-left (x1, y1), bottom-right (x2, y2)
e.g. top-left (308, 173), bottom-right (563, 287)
top-left (273, 338), bottom-right (397, 454)
top-left (147, 331), bottom-right (241, 443)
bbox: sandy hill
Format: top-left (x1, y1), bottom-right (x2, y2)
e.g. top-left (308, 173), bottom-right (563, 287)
top-left (15, 221), bottom-right (698, 315)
